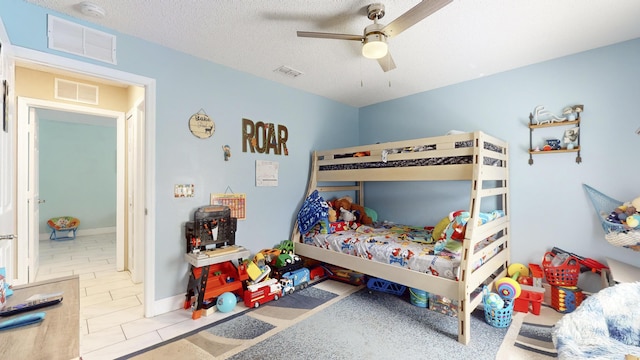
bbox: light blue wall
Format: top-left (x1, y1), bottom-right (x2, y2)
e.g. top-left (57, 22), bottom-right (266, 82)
top-left (360, 39), bottom-right (640, 269)
top-left (38, 120), bottom-right (117, 234)
top-left (3, 1), bottom-right (639, 302)
top-left (1, 1), bottom-right (359, 299)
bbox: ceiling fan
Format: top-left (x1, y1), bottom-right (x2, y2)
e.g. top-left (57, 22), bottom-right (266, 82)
top-left (297, 0), bottom-right (453, 72)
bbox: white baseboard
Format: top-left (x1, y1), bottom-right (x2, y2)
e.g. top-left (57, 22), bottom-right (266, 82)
top-left (150, 294), bottom-right (186, 317)
top-left (39, 226), bottom-right (117, 241)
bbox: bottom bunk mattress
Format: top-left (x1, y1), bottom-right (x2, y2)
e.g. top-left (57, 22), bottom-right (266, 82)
top-left (302, 210), bottom-right (504, 281)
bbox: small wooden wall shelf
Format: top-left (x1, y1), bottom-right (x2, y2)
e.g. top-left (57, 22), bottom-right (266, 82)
top-left (529, 146), bottom-right (581, 154)
top-left (528, 115), bottom-right (582, 165)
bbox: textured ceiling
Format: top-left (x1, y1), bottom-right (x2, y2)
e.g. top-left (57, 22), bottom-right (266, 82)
top-left (20, 0), bottom-right (640, 107)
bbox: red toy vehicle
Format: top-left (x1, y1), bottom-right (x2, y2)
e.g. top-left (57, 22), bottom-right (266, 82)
top-left (244, 278), bottom-right (282, 308)
top-left (309, 265), bottom-right (326, 281)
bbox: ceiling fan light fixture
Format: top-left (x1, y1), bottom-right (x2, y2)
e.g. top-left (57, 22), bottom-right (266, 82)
top-left (362, 33), bottom-right (388, 59)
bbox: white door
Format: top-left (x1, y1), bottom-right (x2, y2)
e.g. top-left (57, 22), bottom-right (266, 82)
top-left (0, 19), bottom-right (16, 282)
top-left (127, 98), bottom-right (145, 284)
top-left (27, 107), bottom-right (40, 283)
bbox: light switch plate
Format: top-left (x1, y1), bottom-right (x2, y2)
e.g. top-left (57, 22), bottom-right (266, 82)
top-left (174, 184), bottom-right (194, 198)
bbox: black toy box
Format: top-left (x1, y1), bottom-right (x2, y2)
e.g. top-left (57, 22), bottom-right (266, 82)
top-left (185, 205), bottom-right (237, 253)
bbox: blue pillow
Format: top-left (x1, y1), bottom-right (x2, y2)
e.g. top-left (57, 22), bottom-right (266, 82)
top-left (297, 190), bottom-right (329, 234)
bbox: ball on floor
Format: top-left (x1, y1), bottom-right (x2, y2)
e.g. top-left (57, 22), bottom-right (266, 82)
top-left (216, 292), bottom-right (237, 313)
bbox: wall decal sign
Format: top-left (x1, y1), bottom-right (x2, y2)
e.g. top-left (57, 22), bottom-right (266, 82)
top-left (242, 118), bottom-right (288, 155)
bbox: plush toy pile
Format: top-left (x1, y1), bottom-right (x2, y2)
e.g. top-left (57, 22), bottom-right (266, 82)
top-left (606, 196), bottom-right (640, 229)
top-left (329, 196), bottom-right (373, 226)
top-left (297, 192), bottom-right (376, 235)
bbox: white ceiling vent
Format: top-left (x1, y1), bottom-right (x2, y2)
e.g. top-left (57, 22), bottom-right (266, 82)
top-left (273, 66), bottom-right (303, 78)
top-left (55, 78), bottom-right (99, 105)
top-left (47, 15), bottom-right (117, 64)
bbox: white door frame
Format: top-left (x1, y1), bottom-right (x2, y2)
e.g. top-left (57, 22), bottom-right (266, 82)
top-left (0, 18), bottom-right (16, 283)
top-left (11, 45), bottom-right (157, 317)
top-left (17, 98), bottom-right (125, 283)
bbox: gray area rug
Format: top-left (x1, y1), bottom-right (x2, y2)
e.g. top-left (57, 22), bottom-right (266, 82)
top-left (228, 288), bottom-right (507, 360)
top-left (496, 304), bottom-right (564, 359)
top-left (122, 281), bottom-right (510, 359)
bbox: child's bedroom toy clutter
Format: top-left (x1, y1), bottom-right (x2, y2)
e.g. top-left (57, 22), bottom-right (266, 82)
top-left (184, 237), bottom-right (332, 318)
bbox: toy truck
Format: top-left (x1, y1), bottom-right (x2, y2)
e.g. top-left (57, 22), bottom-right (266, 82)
top-left (271, 253), bottom-right (304, 279)
top-left (243, 278), bottom-right (282, 308)
top-left (280, 267), bottom-right (310, 295)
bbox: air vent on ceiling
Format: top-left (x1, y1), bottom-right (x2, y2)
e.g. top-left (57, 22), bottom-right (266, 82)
top-left (273, 66), bottom-right (303, 78)
top-left (55, 78), bottom-right (99, 105)
top-left (47, 15), bottom-right (117, 64)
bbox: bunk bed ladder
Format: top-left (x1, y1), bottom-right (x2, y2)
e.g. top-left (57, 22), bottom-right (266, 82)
top-left (457, 131), bottom-right (510, 345)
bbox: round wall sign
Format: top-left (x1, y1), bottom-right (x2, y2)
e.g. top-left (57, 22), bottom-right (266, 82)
top-left (189, 112), bottom-right (215, 139)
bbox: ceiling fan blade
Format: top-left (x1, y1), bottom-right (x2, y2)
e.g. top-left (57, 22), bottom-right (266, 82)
top-left (297, 31), bottom-right (363, 41)
top-left (378, 52), bottom-right (396, 72)
top-left (381, 0), bottom-right (452, 38)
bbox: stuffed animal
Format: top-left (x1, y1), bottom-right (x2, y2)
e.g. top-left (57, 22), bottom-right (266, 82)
top-left (606, 197), bottom-right (640, 229)
top-left (332, 197), bottom-right (373, 225)
top-left (339, 208), bottom-right (357, 222)
top-left (328, 208), bottom-right (337, 223)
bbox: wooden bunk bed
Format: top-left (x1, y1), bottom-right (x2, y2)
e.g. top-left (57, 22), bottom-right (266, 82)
top-left (290, 131), bottom-right (510, 345)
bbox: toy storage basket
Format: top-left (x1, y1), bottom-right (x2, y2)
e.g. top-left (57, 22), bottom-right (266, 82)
top-left (583, 184), bottom-right (640, 251)
top-left (542, 252), bottom-right (580, 286)
top-left (483, 295), bottom-right (514, 328)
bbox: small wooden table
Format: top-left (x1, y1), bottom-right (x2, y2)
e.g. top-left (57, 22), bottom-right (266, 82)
top-left (0, 275), bottom-right (80, 360)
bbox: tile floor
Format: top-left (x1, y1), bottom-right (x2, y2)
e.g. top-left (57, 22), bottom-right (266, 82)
top-left (36, 233), bottom-right (249, 360)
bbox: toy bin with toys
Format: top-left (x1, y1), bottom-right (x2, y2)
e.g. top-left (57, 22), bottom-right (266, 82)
top-left (366, 277), bottom-right (406, 296)
top-left (542, 252), bottom-right (580, 287)
top-left (483, 285), bottom-right (515, 328)
top-left (429, 293), bottom-right (458, 317)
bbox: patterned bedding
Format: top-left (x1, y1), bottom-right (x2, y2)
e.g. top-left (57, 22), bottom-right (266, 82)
top-left (302, 210), bottom-right (504, 281)
top-left (318, 140), bottom-right (503, 171)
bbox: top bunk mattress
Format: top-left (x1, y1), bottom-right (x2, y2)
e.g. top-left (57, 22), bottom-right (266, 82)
top-left (318, 135), bottom-right (505, 171)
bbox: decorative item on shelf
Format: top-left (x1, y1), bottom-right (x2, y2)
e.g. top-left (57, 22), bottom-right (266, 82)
top-left (563, 127), bottom-right (579, 149)
top-left (545, 139), bottom-right (561, 150)
top-left (532, 105), bottom-right (566, 125)
top-left (188, 109), bottom-right (215, 139)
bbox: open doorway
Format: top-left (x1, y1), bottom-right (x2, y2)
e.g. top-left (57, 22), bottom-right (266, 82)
top-left (13, 62), bottom-right (150, 316)
top-left (30, 107), bottom-right (124, 282)
top-left (8, 45), bottom-right (156, 319)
